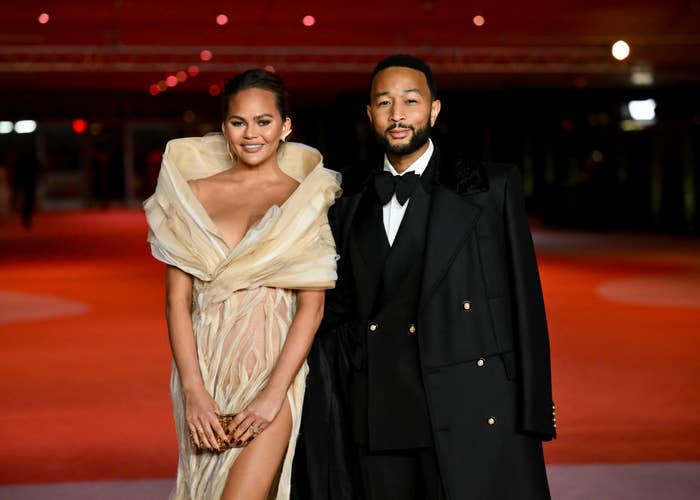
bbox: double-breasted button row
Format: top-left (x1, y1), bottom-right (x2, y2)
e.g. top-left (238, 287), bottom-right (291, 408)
top-left (552, 404), bottom-right (557, 429)
top-left (476, 357), bottom-right (486, 367)
top-left (462, 300), bottom-right (472, 311)
top-left (367, 322), bottom-right (418, 335)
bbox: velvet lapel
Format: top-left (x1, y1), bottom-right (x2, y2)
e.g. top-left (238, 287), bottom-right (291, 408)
top-left (418, 185), bottom-right (482, 310)
top-left (349, 188), bottom-right (390, 318)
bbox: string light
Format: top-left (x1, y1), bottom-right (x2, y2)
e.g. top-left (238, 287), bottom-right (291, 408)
top-left (612, 40), bottom-right (630, 61)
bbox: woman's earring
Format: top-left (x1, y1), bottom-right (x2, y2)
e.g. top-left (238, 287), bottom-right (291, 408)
top-left (281, 129), bottom-right (292, 143)
top-left (225, 140), bottom-right (235, 162)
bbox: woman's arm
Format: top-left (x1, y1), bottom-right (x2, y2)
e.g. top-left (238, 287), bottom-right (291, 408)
top-left (230, 288), bottom-right (325, 444)
top-left (166, 265), bottom-right (228, 450)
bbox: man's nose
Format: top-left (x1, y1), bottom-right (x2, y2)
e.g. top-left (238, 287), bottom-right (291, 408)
top-left (390, 103), bottom-right (406, 122)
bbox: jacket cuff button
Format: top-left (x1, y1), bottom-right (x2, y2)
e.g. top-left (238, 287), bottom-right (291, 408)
top-left (368, 322), bottom-right (378, 332)
top-left (462, 301), bottom-right (471, 311)
top-left (487, 416), bottom-right (496, 425)
top-left (476, 358), bottom-right (486, 367)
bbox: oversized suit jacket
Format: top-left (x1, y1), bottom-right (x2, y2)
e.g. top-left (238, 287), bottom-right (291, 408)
top-left (293, 146), bottom-right (556, 500)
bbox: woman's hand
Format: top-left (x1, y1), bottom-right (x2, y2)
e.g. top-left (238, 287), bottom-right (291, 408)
top-left (229, 387), bottom-right (286, 446)
top-left (184, 384), bottom-right (228, 451)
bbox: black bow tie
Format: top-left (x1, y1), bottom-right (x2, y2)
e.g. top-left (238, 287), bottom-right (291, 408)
top-left (374, 171), bottom-right (421, 206)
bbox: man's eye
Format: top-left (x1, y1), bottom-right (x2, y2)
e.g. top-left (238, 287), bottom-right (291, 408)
top-left (377, 100), bottom-right (390, 106)
top-left (407, 99), bottom-right (418, 104)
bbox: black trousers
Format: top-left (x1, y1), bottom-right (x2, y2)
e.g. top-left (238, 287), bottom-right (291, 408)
top-left (357, 446), bottom-right (446, 500)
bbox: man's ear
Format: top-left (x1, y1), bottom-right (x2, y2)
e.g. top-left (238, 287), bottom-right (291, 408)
top-left (430, 99), bottom-right (442, 127)
top-left (366, 104), bottom-right (373, 124)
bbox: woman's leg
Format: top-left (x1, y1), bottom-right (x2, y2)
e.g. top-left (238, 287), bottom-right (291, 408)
top-left (220, 398), bottom-right (292, 500)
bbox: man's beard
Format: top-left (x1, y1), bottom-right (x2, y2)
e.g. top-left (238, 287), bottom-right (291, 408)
top-left (375, 121), bottom-right (431, 156)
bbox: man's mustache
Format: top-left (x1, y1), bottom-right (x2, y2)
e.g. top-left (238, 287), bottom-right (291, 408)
top-left (386, 123), bottom-right (414, 133)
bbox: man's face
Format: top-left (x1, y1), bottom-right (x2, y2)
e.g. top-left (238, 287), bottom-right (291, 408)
top-left (367, 66), bottom-right (441, 157)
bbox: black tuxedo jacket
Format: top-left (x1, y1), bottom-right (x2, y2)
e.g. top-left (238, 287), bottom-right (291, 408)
top-left (293, 147), bottom-right (555, 500)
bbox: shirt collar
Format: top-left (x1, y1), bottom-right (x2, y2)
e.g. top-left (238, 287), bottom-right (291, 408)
top-left (383, 139), bottom-right (434, 177)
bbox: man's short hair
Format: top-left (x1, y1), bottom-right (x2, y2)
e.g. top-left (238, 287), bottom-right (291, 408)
top-left (369, 54), bottom-right (437, 101)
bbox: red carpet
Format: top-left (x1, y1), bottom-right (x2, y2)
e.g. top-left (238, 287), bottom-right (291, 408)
top-left (0, 211), bottom-right (698, 483)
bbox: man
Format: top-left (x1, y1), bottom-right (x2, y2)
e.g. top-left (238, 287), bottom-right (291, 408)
top-left (294, 54), bottom-right (555, 500)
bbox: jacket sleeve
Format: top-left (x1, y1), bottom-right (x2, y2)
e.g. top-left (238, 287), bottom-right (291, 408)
top-left (503, 165), bottom-right (556, 440)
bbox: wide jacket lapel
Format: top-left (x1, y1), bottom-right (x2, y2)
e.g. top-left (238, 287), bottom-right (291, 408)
top-left (349, 189), bottom-right (390, 318)
top-left (418, 185), bottom-right (482, 310)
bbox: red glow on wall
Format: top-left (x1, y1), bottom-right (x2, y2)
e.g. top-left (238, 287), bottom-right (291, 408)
top-left (200, 50), bottom-right (213, 62)
top-left (302, 15), bottom-right (315, 27)
top-left (72, 119), bottom-right (88, 134)
top-left (38, 13), bottom-right (50, 24)
top-left (216, 14), bottom-right (229, 26)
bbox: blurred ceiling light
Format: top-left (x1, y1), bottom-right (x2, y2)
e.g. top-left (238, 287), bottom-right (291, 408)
top-left (72, 119), bottom-right (87, 134)
top-left (216, 14), bottom-right (229, 26)
top-left (630, 66), bottom-right (654, 86)
top-left (187, 65), bottom-right (200, 76)
top-left (473, 15), bottom-right (485, 27)
top-left (149, 84), bottom-right (160, 96)
top-left (200, 50), bottom-right (213, 62)
top-left (612, 40), bottom-right (630, 61)
top-left (183, 110), bottom-right (196, 123)
top-left (166, 75), bottom-right (178, 87)
top-left (264, 65), bottom-right (276, 73)
top-left (628, 99), bottom-right (656, 121)
top-left (303, 15), bottom-right (316, 27)
top-left (14, 120), bottom-right (37, 134)
top-left (176, 71), bottom-right (188, 82)
top-left (208, 84), bottom-right (221, 96)
top-left (0, 121), bottom-right (13, 134)
top-left (38, 13), bottom-right (50, 24)
top-left (158, 80), bottom-right (168, 91)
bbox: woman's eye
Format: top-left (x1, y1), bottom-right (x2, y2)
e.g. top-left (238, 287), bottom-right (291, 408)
top-left (258, 120), bottom-right (271, 126)
top-left (230, 121), bottom-right (244, 127)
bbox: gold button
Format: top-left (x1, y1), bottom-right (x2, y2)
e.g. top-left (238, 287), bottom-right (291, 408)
top-left (487, 417), bottom-right (496, 425)
top-left (462, 301), bottom-right (471, 311)
top-left (408, 324), bottom-right (417, 334)
top-left (369, 322), bottom-right (378, 332)
top-left (476, 358), bottom-right (485, 367)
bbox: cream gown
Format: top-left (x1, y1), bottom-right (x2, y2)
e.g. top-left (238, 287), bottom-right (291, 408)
top-left (144, 134), bottom-right (341, 499)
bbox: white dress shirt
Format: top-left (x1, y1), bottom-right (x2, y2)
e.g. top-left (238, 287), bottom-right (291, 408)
top-left (382, 139), bottom-right (434, 245)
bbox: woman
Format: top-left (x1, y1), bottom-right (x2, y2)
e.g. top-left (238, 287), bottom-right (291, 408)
top-left (144, 69), bottom-right (341, 499)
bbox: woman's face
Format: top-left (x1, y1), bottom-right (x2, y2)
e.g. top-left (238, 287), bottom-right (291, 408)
top-left (222, 87), bottom-right (291, 168)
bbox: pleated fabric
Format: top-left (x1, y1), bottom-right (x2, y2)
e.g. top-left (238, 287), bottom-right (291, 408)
top-left (144, 134), bottom-right (341, 499)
